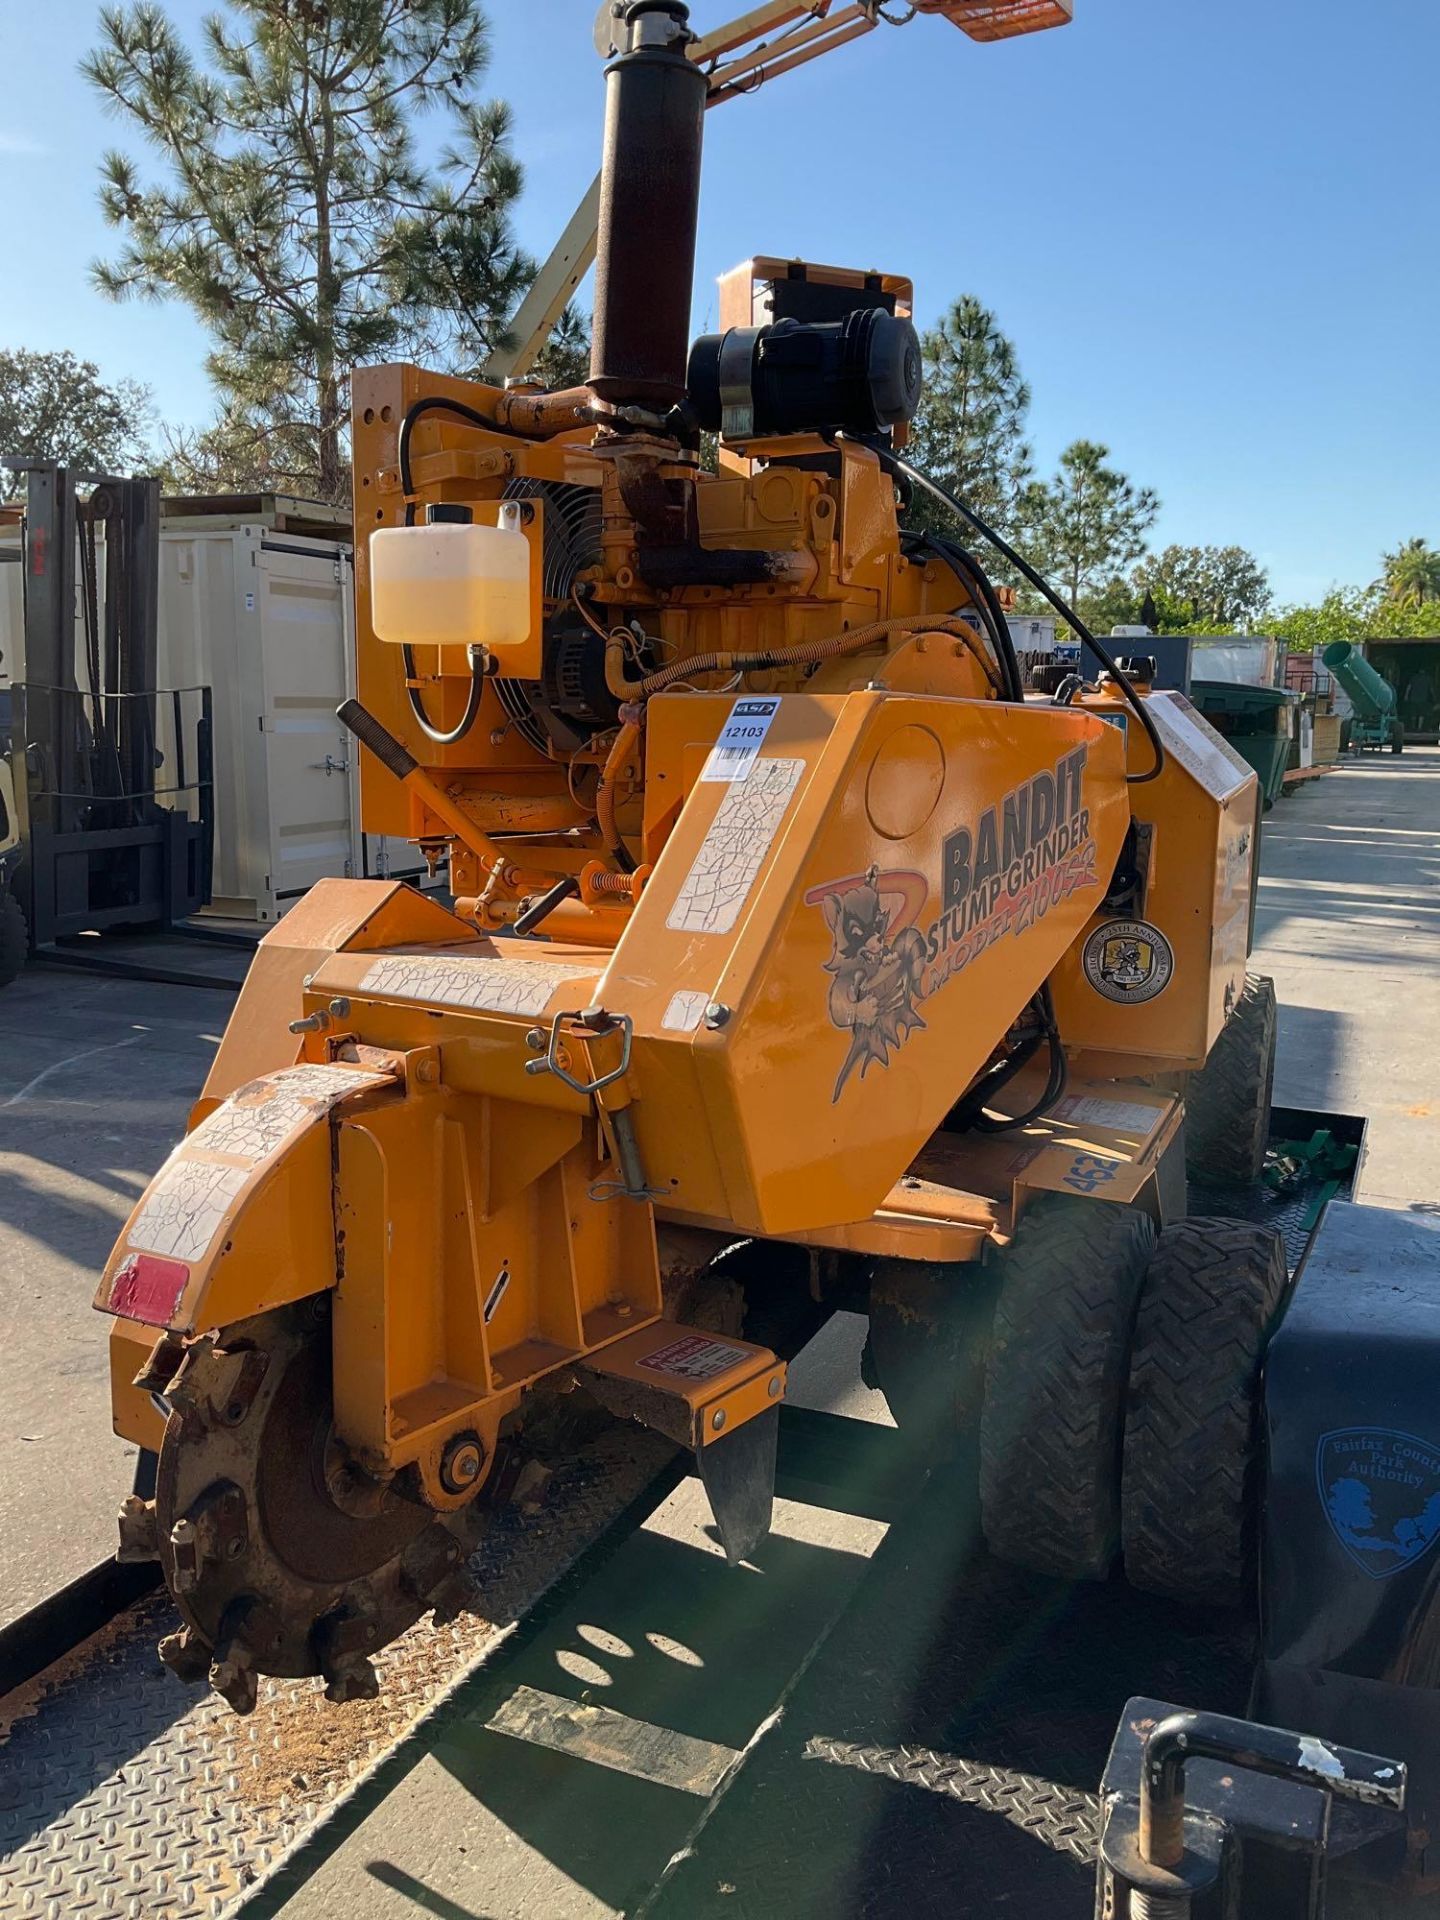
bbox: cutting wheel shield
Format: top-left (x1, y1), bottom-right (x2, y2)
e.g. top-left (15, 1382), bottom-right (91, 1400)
top-left (153, 1299), bottom-right (488, 1709)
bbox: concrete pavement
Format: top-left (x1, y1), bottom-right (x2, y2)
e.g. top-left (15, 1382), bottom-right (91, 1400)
top-left (1251, 747), bottom-right (1440, 1209)
top-left (0, 968), bottom-right (223, 1624)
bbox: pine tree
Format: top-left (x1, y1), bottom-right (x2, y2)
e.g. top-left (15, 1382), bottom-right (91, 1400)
top-left (1021, 440), bottom-right (1159, 610)
top-left (85, 0), bottom-right (532, 503)
top-left (906, 295), bottom-right (1033, 543)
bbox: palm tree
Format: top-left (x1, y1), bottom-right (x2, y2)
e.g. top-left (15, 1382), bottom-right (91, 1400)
top-left (1380, 538), bottom-right (1440, 609)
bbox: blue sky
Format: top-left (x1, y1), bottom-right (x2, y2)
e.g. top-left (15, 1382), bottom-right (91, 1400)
top-left (1, 0), bottom-right (1435, 604)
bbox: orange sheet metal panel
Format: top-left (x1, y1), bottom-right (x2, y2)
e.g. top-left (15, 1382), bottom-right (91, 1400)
top-left (609, 688), bottom-right (1129, 1237)
top-left (1050, 688), bottom-right (1259, 1071)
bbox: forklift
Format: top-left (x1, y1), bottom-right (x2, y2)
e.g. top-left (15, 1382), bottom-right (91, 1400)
top-left (0, 460), bottom-right (214, 983)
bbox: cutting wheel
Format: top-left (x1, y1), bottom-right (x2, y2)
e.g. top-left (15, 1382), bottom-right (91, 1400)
top-left (152, 1298), bottom-right (488, 1711)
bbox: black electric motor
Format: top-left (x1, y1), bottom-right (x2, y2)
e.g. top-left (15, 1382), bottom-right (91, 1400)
top-left (687, 305), bottom-right (923, 441)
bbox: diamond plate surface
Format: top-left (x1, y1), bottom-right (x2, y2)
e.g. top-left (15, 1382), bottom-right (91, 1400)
top-left (804, 1735), bottom-right (1101, 1859)
top-left (0, 1429), bottom-right (676, 1919)
top-left (1192, 1171), bottom-right (1336, 1273)
top-left (648, 1464), bottom-right (1254, 1919)
top-left (1194, 1115), bottom-right (1359, 1275)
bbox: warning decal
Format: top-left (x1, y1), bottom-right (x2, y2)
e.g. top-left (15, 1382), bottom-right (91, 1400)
top-left (662, 990), bottom-right (710, 1033)
top-left (1148, 691), bottom-right (1255, 799)
top-left (637, 1335), bottom-right (749, 1382)
top-left (667, 757), bottom-right (804, 936)
top-left (1050, 1093), bottom-right (1167, 1134)
top-left (362, 952), bottom-right (598, 1018)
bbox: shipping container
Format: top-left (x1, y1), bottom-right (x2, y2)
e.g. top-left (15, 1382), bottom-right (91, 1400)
top-left (0, 493), bottom-right (436, 923)
top-left (1360, 636), bottom-right (1440, 742)
top-left (154, 501), bottom-right (433, 919)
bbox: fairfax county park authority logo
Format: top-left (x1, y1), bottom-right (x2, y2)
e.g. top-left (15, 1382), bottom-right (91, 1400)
top-left (1081, 918), bottom-right (1174, 1004)
top-left (1317, 1428), bottom-right (1440, 1579)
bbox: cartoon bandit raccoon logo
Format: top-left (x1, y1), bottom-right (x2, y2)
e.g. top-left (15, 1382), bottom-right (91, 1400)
top-left (807, 745), bottom-right (1099, 1102)
top-left (813, 868), bottom-right (930, 1101)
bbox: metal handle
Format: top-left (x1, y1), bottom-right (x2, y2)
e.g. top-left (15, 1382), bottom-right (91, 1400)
top-left (1139, 1709), bottom-right (1406, 1870)
top-left (524, 1008), bottom-right (633, 1095)
top-left (514, 875), bottom-right (580, 937)
top-left (337, 698), bottom-right (417, 782)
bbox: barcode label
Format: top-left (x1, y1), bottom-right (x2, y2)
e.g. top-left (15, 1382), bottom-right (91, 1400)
top-left (699, 697), bottom-right (781, 783)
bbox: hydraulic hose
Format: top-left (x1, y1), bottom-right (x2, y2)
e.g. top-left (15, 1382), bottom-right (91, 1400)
top-left (606, 613), bottom-right (1004, 703)
top-left (848, 439), bottom-right (1166, 784)
top-left (596, 717), bottom-right (640, 874)
top-left (949, 985), bottom-right (1068, 1134)
top-left (906, 529), bottom-right (1022, 702)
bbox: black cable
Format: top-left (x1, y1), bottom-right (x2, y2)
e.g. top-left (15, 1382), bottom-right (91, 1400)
top-left (858, 439), bottom-right (1165, 784)
top-left (972, 986), bottom-right (1068, 1133)
top-left (906, 529), bottom-right (1023, 702)
top-left (395, 396), bottom-right (518, 746)
top-left (397, 396), bottom-right (530, 504)
top-left (947, 985), bottom-right (1067, 1135)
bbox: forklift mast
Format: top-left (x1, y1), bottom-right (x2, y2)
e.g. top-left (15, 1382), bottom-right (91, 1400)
top-left (3, 461), bottom-right (214, 943)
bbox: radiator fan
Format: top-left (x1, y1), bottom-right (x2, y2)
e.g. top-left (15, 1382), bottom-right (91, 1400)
top-left (494, 478), bottom-right (615, 755)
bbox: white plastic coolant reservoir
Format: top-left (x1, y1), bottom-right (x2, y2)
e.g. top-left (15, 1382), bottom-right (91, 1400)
top-left (369, 506), bottom-right (531, 654)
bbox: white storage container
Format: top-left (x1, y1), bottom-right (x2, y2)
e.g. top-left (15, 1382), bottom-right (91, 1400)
top-left (1, 496), bottom-right (434, 922)
top-left (155, 509), bottom-right (435, 920)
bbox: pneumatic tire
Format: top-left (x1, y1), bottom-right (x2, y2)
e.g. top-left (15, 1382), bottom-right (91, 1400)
top-left (0, 891), bottom-right (27, 988)
top-left (980, 1196), bottom-right (1156, 1581)
top-left (1122, 1218), bottom-right (1288, 1609)
top-left (1185, 972), bottom-right (1276, 1187)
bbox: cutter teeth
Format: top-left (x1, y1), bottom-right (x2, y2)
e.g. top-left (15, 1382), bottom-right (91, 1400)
top-left (322, 1652), bottom-right (379, 1705)
top-left (157, 1626), bottom-right (212, 1685)
top-left (116, 1493), bottom-right (159, 1563)
top-left (210, 1654), bottom-right (259, 1715)
top-left (208, 1621), bottom-right (260, 1715)
top-left (428, 1569), bottom-right (482, 1627)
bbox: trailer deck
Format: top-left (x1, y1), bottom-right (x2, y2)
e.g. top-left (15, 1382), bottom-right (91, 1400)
top-left (0, 1134), bottom-right (1358, 1919)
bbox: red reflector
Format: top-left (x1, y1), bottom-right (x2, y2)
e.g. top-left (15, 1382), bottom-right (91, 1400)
top-left (109, 1252), bottom-right (190, 1327)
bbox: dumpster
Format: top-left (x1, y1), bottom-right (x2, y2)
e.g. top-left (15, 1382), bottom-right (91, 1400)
top-left (1189, 681), bottom-right (1297, 809)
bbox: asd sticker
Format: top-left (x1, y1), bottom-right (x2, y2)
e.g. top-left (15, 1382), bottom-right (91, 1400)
top-left (1082, 918), bottom-right (1174, 1004)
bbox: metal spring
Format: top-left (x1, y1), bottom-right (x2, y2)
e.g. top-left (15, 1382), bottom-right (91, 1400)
top-left (1129, 1891), bottom-right (1190, 1920)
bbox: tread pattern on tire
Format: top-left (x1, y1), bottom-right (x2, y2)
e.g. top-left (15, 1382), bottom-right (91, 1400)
top-left (980, 1196), bottom-right (1157, 1582)
top-left (1185, 971), bottom-right (1276, 1186)
top-left (1122, 1216), bottom-right (1288, 1609)
top-left (0, 892), bottom-right (26, 989)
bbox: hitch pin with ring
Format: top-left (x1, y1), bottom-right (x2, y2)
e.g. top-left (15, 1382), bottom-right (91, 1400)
top-left (525, 1007), bottom-right (659, 1202)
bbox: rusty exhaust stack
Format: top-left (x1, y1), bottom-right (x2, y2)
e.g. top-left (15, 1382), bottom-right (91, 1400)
top-left (589, 1), bottom-right (707, 412)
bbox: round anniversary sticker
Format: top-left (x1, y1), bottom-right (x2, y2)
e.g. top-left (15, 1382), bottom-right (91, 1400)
top-left (1081, 918), bottom-right (1175, 1004)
